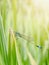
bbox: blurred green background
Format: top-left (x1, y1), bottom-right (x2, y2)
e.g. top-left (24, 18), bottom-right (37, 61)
top-left (0, 0), bottom-right (49, 65)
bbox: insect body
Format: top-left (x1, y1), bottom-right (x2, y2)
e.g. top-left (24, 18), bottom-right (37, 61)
top-left (14, 32), bottom-right (42, 49)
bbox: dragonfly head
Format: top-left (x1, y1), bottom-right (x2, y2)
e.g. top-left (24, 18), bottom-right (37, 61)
top-left (36, 45), bottom-right (42, 49)
top-left (14, 32), bottom-right (21, 37)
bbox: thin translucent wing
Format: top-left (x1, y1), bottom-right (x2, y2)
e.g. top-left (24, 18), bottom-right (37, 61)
top-left (14, 32), bottom-right (33, 41)
top-left (14, 32), bottom-right (42, 49)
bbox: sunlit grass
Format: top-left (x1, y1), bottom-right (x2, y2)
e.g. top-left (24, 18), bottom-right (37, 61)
top-left (0, 0), bottom-right (49, 65)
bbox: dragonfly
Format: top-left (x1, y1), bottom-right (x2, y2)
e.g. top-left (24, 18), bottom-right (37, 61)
top-left (14, 31), bottom-right (42, 49)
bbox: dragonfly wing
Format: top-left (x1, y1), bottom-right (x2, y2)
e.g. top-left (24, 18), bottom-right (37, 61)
top-left (14, 32), bottom-right (42, 49)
